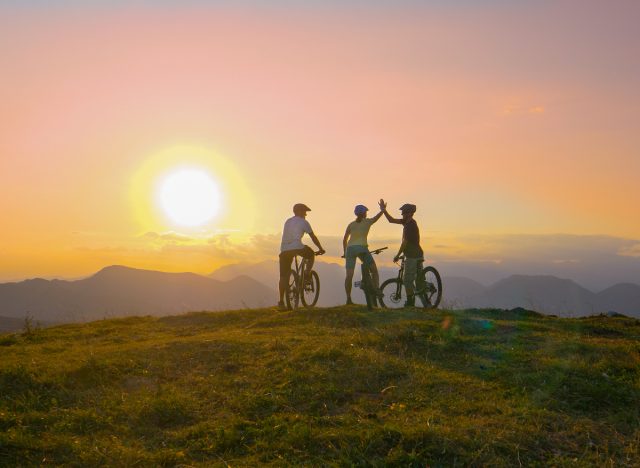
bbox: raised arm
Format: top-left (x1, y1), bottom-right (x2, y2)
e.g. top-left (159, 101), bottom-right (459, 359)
top-left (370, 209), bottom-right (384, 224)
top-left (380, 198), bottom-right (403, 224)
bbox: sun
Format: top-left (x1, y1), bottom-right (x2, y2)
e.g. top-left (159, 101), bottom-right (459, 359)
top-left (158, 168), bottom-right (221, 227)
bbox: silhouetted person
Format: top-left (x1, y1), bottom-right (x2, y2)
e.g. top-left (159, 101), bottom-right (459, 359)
top-left (278, 203), bottom-right (325, 310)
top-left (342, 204), bottom-right (384, 305)
top-left (380, 199), bottom-right (427, 307)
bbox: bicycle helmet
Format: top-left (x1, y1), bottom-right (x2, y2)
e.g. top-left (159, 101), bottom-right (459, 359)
top-left (293, 203), bottom-right (311, 214)
top-left (399, 203), bottom-right (416, 214)
top-left (354, 204), bottom-right (368, 216)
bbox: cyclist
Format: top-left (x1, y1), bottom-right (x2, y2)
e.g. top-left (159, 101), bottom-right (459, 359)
top-left (278, 203), bottom-right (325, 310)
top-left (342, 204), bottom-right (384, 305)
top-left (379, 199), bottom-right (427, 307)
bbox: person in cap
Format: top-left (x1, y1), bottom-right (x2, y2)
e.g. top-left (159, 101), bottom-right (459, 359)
top-left (342, 204), bottom-right (385, 305)
top-left (278, 203), bottom-right (325, 310)
top-left (379, 199), bottom-right (427, 307)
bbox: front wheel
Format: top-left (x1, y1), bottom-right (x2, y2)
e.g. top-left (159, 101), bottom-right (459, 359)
top-left (419, 266), bottom-right (442, 309)
top-left (379, 278), bottom-right (404, 309)
top-left (300, 270), bottom-right (320, 307)
top-left (285, 270), bottom-right (300, 310)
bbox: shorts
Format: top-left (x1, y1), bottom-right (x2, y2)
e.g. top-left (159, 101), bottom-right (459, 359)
top-left (403, 257), bottom-right (424, 289)
top-left (279, 246), bottom-right (314, 278)
top-left (345, 245), bottom-right (374, 270)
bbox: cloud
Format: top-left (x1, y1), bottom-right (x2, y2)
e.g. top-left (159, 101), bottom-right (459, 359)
top-left (502, 103), bottom-right (545, 116)
top-left (618, 244), bottom-right (640, 258)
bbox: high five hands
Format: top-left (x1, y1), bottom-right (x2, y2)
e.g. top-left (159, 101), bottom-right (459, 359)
top-left (379, 199), bottom-right (387, 212)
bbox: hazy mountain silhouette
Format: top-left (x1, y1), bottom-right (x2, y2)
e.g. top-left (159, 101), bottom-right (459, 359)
top-left (469, 275), bottom-right (596, 316)
top-left (0, 265), bottom-right (275, 325)
top-left (2, 263), bottom-right (638, 332)
top-left (212, 261), bottom-right (640, 317)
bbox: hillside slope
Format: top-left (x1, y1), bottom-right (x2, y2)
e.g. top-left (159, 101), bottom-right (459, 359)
top-left (1, 307), bottom-right (639, 466)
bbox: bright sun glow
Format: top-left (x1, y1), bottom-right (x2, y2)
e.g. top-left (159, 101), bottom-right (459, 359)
top-left (159, 168), bottom-right (221, 227)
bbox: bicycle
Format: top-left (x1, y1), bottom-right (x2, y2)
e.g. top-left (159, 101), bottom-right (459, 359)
top-left (379, 255), bottom-right (443, 309)
top-left (285, 251), bottom-right (323, 310)
top-left (353, 247), bottom-right (388, 310)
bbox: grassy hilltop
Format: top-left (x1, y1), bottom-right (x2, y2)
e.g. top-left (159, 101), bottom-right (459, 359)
top-left (1, 307), bottom-right (639, 466)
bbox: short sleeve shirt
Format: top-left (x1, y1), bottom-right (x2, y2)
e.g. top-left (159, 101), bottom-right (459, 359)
top-left (346, 218), bottom-right (374, 247)
top-left (280, 216), bottom-right (313, 252)
top-left (402, 218), bottom-right (423, 258)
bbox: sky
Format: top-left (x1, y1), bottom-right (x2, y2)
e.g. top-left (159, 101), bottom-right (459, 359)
top-left (1, 0), bottom-right (639, 287)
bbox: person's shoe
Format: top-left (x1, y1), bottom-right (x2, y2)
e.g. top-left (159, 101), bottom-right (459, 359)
top-left (346, 298), bottom-right (354, 306)
top-left (277, 301), bottom-right (290, 311)
top-left (420, 296), bottom-right (432, 308)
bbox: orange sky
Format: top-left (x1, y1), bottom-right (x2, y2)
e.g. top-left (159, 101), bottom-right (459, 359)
top-left (1, 1), bottom-right (639, 281)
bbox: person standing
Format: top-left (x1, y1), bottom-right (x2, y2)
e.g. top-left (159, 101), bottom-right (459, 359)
top-left (379, 199), bottom-right (427, 307)
top-left (278, 203), bottom-right (325, 310)
top-left (342, 204), bottom-right (384, 305)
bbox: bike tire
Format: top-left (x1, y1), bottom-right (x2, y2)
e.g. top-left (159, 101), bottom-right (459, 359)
top-left (379, 278), bottom-right (404, 309)
top-left (300, 270), bottom-right (320, 307)
top-left (420, 266), bottom-right (442, 309)
top-left (285, 269), bottom-right (300, 310)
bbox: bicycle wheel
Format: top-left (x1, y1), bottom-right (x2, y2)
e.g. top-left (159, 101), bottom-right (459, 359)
top-left (379, 278), bottom-right (404, 309)
top-left (419, 266), bottom-right (442, 309)
top-left (300, 270), bottom-right (320, 307)
top-left (361, 266), bottom-right (376, 310)
top-left (285, 269), bottom-right (300, 310)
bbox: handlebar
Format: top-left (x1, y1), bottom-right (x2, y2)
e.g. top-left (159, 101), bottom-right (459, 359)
top-left (341, 246), bottom-right (388, 258)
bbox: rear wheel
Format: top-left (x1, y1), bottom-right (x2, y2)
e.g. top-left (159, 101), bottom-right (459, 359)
top-left (361, 266), bottom-right (377, 310)
top-left (379, 278), bottom-right (404, 309)
top-left (285, 270), bottom-right (300, 310)
top-left (300, 270), bottom-right (320, 307)
top-left (419, 266), bottom-right (442, 309)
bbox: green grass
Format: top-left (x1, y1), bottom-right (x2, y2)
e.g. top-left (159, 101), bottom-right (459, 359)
top-left (1, 307), bottom-right (639, 466)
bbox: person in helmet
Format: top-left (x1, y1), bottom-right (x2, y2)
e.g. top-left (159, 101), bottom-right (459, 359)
top-left (379, 199), bottom-right (426, 307)
top-left (342, 204), bottom-right (384, 305)
top-left (278, 203), bottom-right (326, 310)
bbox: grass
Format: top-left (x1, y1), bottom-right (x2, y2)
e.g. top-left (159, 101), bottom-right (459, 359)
top-left (1, 306), bottom-right (639, 466)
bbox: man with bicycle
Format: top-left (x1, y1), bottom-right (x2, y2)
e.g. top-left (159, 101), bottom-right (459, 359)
top-left (379, 199), bottom-right (428, 307)
top-left (278, 203), bottom-right (325, 310)
top-left (342, 204), bottom-right (384, 305)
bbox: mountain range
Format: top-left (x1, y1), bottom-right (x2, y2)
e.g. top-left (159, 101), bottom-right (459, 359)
top-left (210, 260), bottom-right (640, 317)
top-left (0, 265), bottom-right (274, 326)
top-left (0, 262), bottom-right (638, 333)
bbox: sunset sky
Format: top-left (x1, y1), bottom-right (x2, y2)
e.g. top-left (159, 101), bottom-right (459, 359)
top-left (1, 1), bottom-right (639, 287)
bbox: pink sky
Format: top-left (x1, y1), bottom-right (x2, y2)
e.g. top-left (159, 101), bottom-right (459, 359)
top-left (0, 1), bottom-right (639, 281)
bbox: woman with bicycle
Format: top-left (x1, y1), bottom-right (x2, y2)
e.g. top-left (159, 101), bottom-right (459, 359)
top-left (342, 204), bottom-right (384, 305)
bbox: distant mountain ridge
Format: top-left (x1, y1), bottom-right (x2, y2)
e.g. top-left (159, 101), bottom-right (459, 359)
top-left (211, 261), bottom-right (640, 317)
top-left (1, 264), bottom-right (638, 333)
top-left (0, 265), bottom-right (276, 325)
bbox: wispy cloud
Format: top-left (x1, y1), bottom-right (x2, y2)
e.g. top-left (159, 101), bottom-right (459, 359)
top-left (618, 244), bottom-right (640, 258)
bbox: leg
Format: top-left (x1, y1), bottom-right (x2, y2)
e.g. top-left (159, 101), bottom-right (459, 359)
top-left (345, 268), bottom-right (355, 304)
top-left (278, 252), bottom-right (294, 305)
top-left (344, 246), bottom-right (357, 304)
top-left (370, 262), bottom-right (380, 290)
top-left (403, 258), bottom-right (418, 306)
top-left (302, 246), bottom-right (315, 282)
